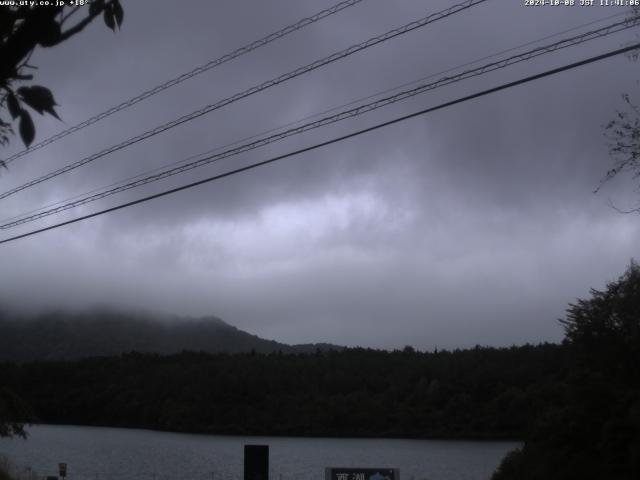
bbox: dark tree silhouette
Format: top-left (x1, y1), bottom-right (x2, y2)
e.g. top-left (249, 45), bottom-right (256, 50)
top-left (0, 387), bottom-right (33, 438)
top-left (561, 259), bottom-right (640, 356)
top-left (0, 0), bottom-right (123, 156)
top-left (493, 261), bottom-right (640, 480)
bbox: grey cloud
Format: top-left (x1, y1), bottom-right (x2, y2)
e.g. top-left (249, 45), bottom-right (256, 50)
top-left (1, 0), bottom-right (639, 349)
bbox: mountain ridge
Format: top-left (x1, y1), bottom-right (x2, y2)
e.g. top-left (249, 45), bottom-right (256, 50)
top-left (0, 306), bottom-right (342, 362)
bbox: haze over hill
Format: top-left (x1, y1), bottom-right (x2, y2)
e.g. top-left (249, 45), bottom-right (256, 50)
top-left (0, 307), bottom-right (340, 362)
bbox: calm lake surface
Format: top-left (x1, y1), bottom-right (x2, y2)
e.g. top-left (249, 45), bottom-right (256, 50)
top-left (0, 425), bottom-right (518, 480)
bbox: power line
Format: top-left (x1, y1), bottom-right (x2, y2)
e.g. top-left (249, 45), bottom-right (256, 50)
top-left (2, 9), bottom-right (628, 227)
top-left (1, 42), bottom-right (636, 246)
top-left (3, 16), bottom-right (637, 230)
top-left (3, 16), bottom-right (635, 228)
top-left (0, 0), bottom-right (488, 201)
top-left (1, 0), bottom-right (367, 166)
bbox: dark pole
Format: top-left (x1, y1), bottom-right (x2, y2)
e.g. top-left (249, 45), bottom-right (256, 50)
top-left (244, 445), bottom-right (269, 480)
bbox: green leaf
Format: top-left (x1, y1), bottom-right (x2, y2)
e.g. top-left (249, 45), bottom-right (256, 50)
top-left (89, 0), bottom-right (105, 16)
top-left (19, 110), bottom-right (35, 148)
top-left (104, 4), bottom-right (116, 31)
top-left (17, 85), bottom-right (60, 119)
top-left (46, 105), bottom-right (60, 120)
top-left (7, 93), bottom-right (20, 120)
top-left (37, 19), bottom-right (61, 47)
top-left (113, 0), bottom-right (124, 28)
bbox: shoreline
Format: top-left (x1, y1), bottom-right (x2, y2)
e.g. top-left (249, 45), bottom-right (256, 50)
top-left (17, 422), bottom-right (523, 443)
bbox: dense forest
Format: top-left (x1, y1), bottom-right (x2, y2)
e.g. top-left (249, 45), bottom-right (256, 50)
top-left (0, 344), bottom-right (566, 439)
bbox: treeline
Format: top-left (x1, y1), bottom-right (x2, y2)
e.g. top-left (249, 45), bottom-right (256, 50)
top-left (0, 344), bottom-right (568, 439)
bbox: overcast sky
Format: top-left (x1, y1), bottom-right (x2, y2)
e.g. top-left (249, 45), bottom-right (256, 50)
top-left (1, 0), bottom-right (639, 349)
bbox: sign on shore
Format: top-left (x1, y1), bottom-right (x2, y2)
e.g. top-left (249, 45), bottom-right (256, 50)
top-left (325, 468), bottom-right (399, 480)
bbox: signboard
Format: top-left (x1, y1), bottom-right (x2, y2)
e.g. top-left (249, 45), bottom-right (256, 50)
top-left (325, 468), bottom-right (399, 480)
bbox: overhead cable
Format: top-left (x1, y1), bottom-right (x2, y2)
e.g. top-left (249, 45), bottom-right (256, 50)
top-left (1, 0), bottom-right (368, 166)
top-left (3, 8), bottom-right (627, 227)
top-left (2, 16), bottom-right (637, 230)
top-left (1, 42), bottom-right (637, 245)
top-left (0, 0), bottom-right (489, 200)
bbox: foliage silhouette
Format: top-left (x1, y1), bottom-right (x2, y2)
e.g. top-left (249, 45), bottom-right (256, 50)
top-left (597, 8), bottom-right (640, 210)
top-left (0, 0), bottom-right (123, 155)
top-left (493, 261), bottom-right (640, 480)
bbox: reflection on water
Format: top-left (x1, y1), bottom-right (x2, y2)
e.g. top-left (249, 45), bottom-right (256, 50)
top-left (0, 425), bottom-right (518, 480)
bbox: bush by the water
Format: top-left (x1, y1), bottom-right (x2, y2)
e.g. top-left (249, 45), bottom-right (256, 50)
top-left (0, 457), bottom-right (14, 480)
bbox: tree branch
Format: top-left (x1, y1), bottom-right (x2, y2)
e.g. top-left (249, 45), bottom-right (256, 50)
top-left (56, 4), bottom-right (107, 44)
top-left (60, 5), bottom-right (82, 26)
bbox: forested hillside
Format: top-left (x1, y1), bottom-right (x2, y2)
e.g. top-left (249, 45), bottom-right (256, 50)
top-left (0, 344), bottom-right (566, 439)
top-left (0, 308), bottom-right (338, 361)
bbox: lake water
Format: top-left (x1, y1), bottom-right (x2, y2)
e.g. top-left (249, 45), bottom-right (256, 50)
top-left (0, 425), bottom-right (518, 480)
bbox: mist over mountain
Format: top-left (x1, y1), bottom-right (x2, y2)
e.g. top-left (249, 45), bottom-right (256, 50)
top-left (0, 307), bottom-right (340, 362)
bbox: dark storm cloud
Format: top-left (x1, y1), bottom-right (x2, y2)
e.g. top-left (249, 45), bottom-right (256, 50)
top-left (1, 0), bottom-right (639, 349)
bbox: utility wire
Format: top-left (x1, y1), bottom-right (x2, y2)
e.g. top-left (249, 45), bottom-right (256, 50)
top-left (1, 0), bottom-right (367, 166)
top-left (2, 16), bottom-right (637, 230)
top-left (1, 42), bottom-right (637, 246)
top-left (1, 9), bottom-right (628, 226)
top-left (0, 0), bottom-right (488, 201)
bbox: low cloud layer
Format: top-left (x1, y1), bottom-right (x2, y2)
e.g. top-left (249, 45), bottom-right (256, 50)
top-left (1, 0), bottom-right (639, 349)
